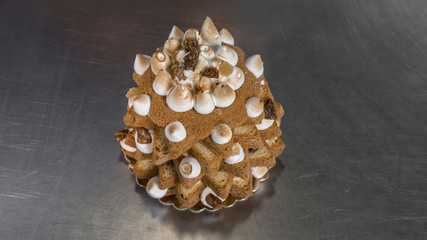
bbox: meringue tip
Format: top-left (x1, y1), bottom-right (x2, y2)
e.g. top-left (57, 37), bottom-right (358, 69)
top-left (179, 156), bottom-right (201, 179)
top-left (202, 16), bottom-right (215, 29)
top-left (201, 16), bottom-right (220, 46)
top-left (166, 85), bottom-right (194, 112)
top-left (169, 25), bottom-right (184, 40)
top-left (133, 94), bottom-right (151, 116)
top-left (151, 51), bottom-right (172, 75)
top-left (245, 54), bottom-right (264, 78)
top-left (194, 91), bottom-right (215, 114)
top-left (165, 121), bottom-right (187, 142)
top-left (220, 28), bottom-right (234, 45)
top-left (213, 83), bottom-right (236, 108)
top-left (211, 123), bottom-right (232, 144)
top-left (245, 97), bottom-right (264, 118)
top-left (134, 54), bottom-right (151, 75)
top-left (153, 70), bottom-right (173, 96)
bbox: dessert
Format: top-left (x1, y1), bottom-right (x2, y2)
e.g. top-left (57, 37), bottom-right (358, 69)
top-left (115, 17), bottom-right (285, 211)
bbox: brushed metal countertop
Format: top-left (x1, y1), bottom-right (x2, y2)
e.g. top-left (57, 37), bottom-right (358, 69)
top-left (1, 0), bottom-right (426, 239)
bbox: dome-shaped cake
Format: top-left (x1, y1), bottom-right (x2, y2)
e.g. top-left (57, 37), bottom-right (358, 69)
top-left (115, 17), bottom-right (285, 211)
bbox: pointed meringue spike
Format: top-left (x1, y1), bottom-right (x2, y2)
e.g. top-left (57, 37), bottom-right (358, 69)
top-left (153, 70), bottom-right (174, 96)
top-left (169, 25), bottom-right (184, 40)
top-left (163, 37), bottom-right (181, 56)
top-left (166, 85), bottom-right (194, 112)
top-left (245, 54), bottom-right (264, 78)
top-left (201, 17), bottom-right (221, 47)
top-left (134, 54), bottom-right (151, 75)
top-left (126, 88), bottom-right (139, 108)
top-left (220, 28), bottom-right (234, 45)
top-left (151, 51), bottom-right (172, 75)
top-left (194, 91), bottom-right (215, 114)
top-left (183, 29), bottom-right (201, 44)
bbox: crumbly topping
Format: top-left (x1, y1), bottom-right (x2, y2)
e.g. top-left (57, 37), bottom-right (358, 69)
top-left (136, 127), bottom-right (152, 144)
top-left (171, 63), bottom-right (187, 80)
top-left (183, 38), bottom-right (200, 71)
top-left (264, 98), bottom-right (277, 120)
top-left (202, 67), bottom-right (219, 78)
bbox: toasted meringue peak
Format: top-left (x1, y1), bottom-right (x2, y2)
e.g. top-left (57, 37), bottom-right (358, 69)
top-left (166, 85), bottom-right (194, 112)
top-left (195, 76), bottom-right (213, 92)
top-left (133, 94), bottom-right (151, 116)
top-left (200, 17), bottom-right (221, 47)
top-left (193, 55), bottom-right (209, 75)
top-left (163, 37), bottom-right (181, 56)
top-left (252, 167), bottom-right (268, 179)
top-left (216, 45), bottom-right (238, 66)
top-left (126, 87), bottom-right (139, 108)
top-left (179, 156), bottom-right (201, 179)
top-left (194, 91), bottom-right (215, 114)
top-left (219, 28), bottom-right (234, 45)
top-left (224, 143), bottom-right (244, 164)
top-left (168, 25), bottom-right (184, 40)
top-left (245, 54), bottom-right (264, 78)
top-left (146, 176), bottom-right (168, 199)
top-left (213, 83), bottom-right (236, 108)
top-left (200, 45), bottom-right (215, 60)
top-left (245, 97), bottom-right (264, 118)
top-left (134, 54), bottom-right (151, 75)
top-left (200, 186), bottom-right (225, 209)
top-left (225, 67), bottom-right (245, 90)
top-left (153, 70), bottom-right (174, 96)
top-left (256, 118), bottom-right (274, 130)
top-left (174, 49), bottom-right (186, 64)
top-left (183, 28), bottom-right (201, 44)
top-left (151, 51), bottom-right (172, 75)
top-left (165, 121), bottom-right (187, 142)
top-left (211, 123), bottom-right (232, 144)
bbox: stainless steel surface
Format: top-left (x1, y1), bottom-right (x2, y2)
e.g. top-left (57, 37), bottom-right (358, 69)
top-left (1, 0), bottom-right (426, 239)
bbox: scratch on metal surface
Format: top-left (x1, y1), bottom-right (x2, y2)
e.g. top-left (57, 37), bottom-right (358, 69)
top-left (20, 170), bottom-right (38, 179)
top-left (297, 215), bottom-right (312, 220)
top-left (0, 193), bottom-right (39, 199)
top-left (298, 172), bottom-right (323, 179)
top-left (0, 194), bottom-right (27, 199)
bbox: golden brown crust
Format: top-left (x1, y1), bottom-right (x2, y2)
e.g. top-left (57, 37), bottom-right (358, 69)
top-left (189, 141), bottom-right (222, 176)
top-left (132, 159), bottom-right (158, 179)
top-left (201, 169), bottom-right (233, 199)
top-left (176, 181), bottom-right (205, 208)
top-left (230, 176), bottom-right (253, 199)
top-left (158, 161), bottom-right (179, 189)
top-left (259, 122), bottom-right (282, 141)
